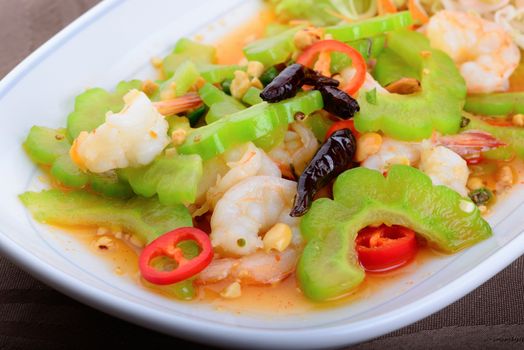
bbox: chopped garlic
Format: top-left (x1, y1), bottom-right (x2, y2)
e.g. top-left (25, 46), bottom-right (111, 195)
top-left (95, 236), bottom-right (114, 250)
top-left (459, 199), bottom-right (476, 213)
top-left (263, 223), bottom-right (292, 253)
top-left (247, 61), bottom-right (264, 78)
top-left (220, 282), bottom-right (242, 299)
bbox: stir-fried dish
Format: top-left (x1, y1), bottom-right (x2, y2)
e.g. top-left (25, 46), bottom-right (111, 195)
top-left (20, 0), bottom-right (524, 305)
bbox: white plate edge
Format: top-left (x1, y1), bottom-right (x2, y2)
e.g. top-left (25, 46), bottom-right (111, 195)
top-left (0, 1), bottom-right (523, 348)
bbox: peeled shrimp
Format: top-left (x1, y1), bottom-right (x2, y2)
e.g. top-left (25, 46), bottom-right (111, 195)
top-left (361, 138), bottom-right (421, 173)
top-left (361, 131), bottom-right (504, 196)
top-left (440, 0), bottom-right (510, 15)
top-left (71, 90), bottom-right (169, 173)
top-left (210, 176), bottom-right (300, 256)
top-left (268, 122), bottom-right (318, 177)
top-left (418, 142), bottom-right (469, 196)
top-left (426, 10), bottom-right (520, 93)
top-left (207, 143), bottom-right (281, 208)
top-left (191, 143), bottom-right (280, 217)
top-left (197, 248), bottom-right (298, 285)
top-left (495, 5), bottom-right (524, 50)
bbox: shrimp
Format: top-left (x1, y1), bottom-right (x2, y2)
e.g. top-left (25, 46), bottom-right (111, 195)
top-left (152, 92), bottom-right (202, 116)
top-left (418, 141), bottom-right (469, 196)
top-left (361, 131), bottom-right (505, 196)
top-left (206, 142), bottom-right (280, 209)
top-left (197, 248), bottom-right (298, 285)
top-left (210, 176), bottom-right (300, 256)
top-left (192, 143), bottom-right (281, 216)
top-left (268, 122), bottom-right (319, 177)
top-left (440, 0), bottom-right (510, 15)
top-left (70, 90), bottom-right (170, 173)
top-left (495, 5), bottom-right (524, 50)
top-left (426, 10), bottom-right (521, 93)
top-left (361, 138), bottom-right (422, 173)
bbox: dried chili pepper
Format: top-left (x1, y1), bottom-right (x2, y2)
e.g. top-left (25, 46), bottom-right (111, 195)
top-left (260, 63), bottom-right (360, 119)
top-left (290, 128), bottom-right (356, 217)
top-left (317, 85), bottom-right (360, 119)
top-left (260, 63), bottom-right (306, 102)
top-left (303, 67), bottom-right (340, 87)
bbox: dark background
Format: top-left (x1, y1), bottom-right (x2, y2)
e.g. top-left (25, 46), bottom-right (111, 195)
top-left (1, 0), bottom-right (523, 349)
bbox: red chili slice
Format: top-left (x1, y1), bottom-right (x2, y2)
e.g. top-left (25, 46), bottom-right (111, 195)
top-left (297, 40), bottom-right (367, 96)
top-left (325, 119), bottom-right (360, 140)
top-left (139, 227), bottom-right (213, 285)
top-left (356, 225), bottom-right (418, 272)
top-left (465, 155), bottom-right (484, 165)
top-left (484, 119), bottom-right (514, 127)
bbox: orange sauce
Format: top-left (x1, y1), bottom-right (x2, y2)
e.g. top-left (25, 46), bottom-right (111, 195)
top-left (52, 225), bottom-right (140, 278)
top-left (509, 57), bottom-right (524, 92)
top-left (215, 9), bottom-right (276, 65)
top-left (50, 223), bottom-right (444, 314)
top-left (41, 10), bottom-right (524, 314)
top-left (192, 247), bottom-right (444, 314)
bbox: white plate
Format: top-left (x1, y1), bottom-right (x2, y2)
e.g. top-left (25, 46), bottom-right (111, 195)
top-left (0, 0), bottom-right (523, 349)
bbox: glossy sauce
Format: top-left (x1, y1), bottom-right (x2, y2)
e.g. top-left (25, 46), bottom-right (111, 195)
top-left (44, 11), bottom-right (524, 314)
top-left (509, 59), bottom-right (524, 92)
top-left (52, 225), bottom-right (140, 278)
top-left (53, 221), bottom-right (445, 313)
top-left (215, 9), bottom-right (276, 65)
top-left (194, 247), bottom-right (444, 314)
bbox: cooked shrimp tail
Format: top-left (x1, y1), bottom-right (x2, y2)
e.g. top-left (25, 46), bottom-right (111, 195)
top-left (439, 130), bottom-right (507, 158)
top-left (211, 176), bottom-right (299, 256)
top-left (153, 92), bottom-right (202, 116)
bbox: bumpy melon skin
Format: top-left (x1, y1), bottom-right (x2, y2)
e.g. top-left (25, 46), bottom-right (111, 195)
top-left (24, 125), bottom-right (134, 197)
top-left (20, 189), bottom-right (192, 244)
top-left (298, 165), bottom-right (492, 301)
top-left (121, 154), bottom-right (203, 206)
top-left (356, 30), bottom-right (467, 141)
top-left (50, 155), bottom-right (90, 188)
top-left (23, 126), bottom-right (70, 165)
top-left (66, 80), bottom-right (142, 140)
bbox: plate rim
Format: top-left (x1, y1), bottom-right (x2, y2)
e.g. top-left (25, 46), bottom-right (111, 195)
top-left (1, 1), bottom-right (523, 348)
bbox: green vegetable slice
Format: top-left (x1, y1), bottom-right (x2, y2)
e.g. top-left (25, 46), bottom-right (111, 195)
top-left (372, 47), bottom-right (420, 86)
top-left (464, 92), bottom-right (524, 116)
top-left (162, 39), bottom-right (216, 78)
top-left (325, 11), bottom-right (413, 42)
top-left (23, 126), bottom-right (70, 165)
top-left (66, 80), bottom-right (142, 140)
top-left (242, 87), bottom-right (263, 106)
top-left (51, 154), bottom-right (90, 188)
top-left (298, 165), bottom-right (492, 301)
top-left (90, 171), bottom-right (134, 198)
top-left (355, 30), bottom-right (467, 141)
top-left (24, 126), bottom-right (133, 197)
top-left (243, 26), bottom-right (303, 67)
top-left (20, 189), bottom-right (192, 244)
top-left (330, 36), bottom-right (387, 73)
top-left (122, 154), bottom-right (203, 206)
top-left (178, 91), bottom-right (323, 159)
top-left (198, 64), bottom-right (243, 84)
